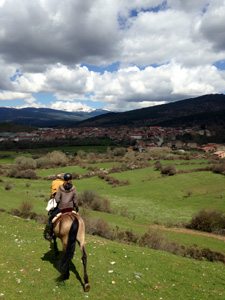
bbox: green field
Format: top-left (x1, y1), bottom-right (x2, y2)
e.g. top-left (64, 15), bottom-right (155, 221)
top-left (0, 213), bottom-right (225, 300)
top-left (0, 150), bottom-right (225, 299)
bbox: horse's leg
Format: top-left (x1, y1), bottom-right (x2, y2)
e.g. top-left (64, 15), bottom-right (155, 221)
top-left (80, 244), bottom-right (90, 292)
top-left (53, 236), bottom-right (59, 256)
top-left (76, 216), bottom-right (90, 292)
top-left (62, 267), bottom-right (70, 280)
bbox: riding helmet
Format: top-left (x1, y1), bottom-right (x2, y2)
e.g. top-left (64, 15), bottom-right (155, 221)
top-left (64, 173), bottom-right (72, 181)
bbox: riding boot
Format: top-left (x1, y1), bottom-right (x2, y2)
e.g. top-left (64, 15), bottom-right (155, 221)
top-left (44, 224), bottom-right (53, 242)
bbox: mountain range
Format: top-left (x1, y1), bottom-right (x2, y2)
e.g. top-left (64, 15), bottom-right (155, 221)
top-left (0, 107), bottom-right (109, 128)
top-left (76, 94), bottom-right (225, 129)
top-left (0, 94), bottom-right (225, 130)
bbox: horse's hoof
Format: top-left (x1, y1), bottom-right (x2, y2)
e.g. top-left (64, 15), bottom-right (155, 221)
top-left (84, 283), bottom-right (90, 292)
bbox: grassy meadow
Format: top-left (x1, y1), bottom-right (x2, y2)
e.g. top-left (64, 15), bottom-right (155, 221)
top-left (0, 148), bottom-right (225, 299)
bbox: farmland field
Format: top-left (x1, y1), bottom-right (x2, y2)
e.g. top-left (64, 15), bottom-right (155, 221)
top-left (0, 149), bottom-right (225, 299)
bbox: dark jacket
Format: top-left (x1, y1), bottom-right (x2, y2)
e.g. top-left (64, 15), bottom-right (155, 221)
top-left (54, 184), bottom-right (78, 211)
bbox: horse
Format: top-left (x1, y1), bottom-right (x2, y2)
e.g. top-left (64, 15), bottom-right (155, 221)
top-left (52, 208), bottom-right (90, 292)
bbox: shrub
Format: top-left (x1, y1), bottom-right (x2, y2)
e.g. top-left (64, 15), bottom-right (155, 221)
top-left (212, 162), bottom-right (225, 175)
top-left (187, 209), bottom-right (225, 233)
top-left (8, 168), bottom-right (38, 179)
top-left (4, 182), bottom-right (14, 190)
top-left (154, 161), bottom-right (162, 171)
top-left (71, 172), bottom-right (82, 179)
top-left (113, 147), bottom-right (126, 157)
top-left (161, 164), bottom-right (177, 176)
top-left (139, 231), bottom-right (165, 250)
top-left (19, 201), bottom-right (34, 218)
top-left (82, 214), bottom-right (114, 240)
top-left (46, 151), bottom-right (68, 167)
top-left (14, 156), bottom-right (37, 170)
top-left (79, 190), bottom-right (98, 207)
top-left (36, 156), bottom-right (50, 168)
top-left (10, 201), bottom-right (34, 219)
top-left (19, 169), bottom-right (39, 179)
top-left (146, 147), bottom-right (172, 159)
top-left (78, 190), bottom-right (113, 213)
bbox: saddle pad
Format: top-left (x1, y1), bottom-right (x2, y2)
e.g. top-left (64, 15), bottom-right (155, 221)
top-left (52, 210), bottom-right (78, 224)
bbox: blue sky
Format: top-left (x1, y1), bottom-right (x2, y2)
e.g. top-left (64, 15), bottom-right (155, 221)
top-left (0, 0), bottom-right (225, 112)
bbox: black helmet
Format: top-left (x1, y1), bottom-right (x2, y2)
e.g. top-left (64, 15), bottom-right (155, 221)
top-left (64, 173), bottom-right (72, 181)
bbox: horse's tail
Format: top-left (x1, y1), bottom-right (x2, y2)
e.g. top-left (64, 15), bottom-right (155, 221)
top-left (59, 217), bottom-right (79, 274)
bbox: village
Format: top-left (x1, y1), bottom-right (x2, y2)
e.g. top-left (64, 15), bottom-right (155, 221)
top-left (1, 125), bottom-right (225, 158)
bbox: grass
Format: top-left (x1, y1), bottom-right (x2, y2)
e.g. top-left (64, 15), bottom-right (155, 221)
top-left (1, 150), bottom-right (225, 298)
top-left (0, 152), bottom-right (32, 165)
top-left (36, 165), bottom-right (89, 178)
top-left (0, 212), bottom-right (225, 300)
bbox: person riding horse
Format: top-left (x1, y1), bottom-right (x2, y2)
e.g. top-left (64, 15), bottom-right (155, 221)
top-left (50, 173), bottom-right (64, 198)
top-left (45, 173), bottom-right (79, 241)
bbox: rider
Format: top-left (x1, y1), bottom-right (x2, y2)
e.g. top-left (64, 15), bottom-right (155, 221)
top-left (50, 173), bottom-right (64, 198)
top-left (44, 173), bottom-right (79, 242)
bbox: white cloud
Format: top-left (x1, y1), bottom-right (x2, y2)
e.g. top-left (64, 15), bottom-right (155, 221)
top-left (0, 91), bottom-right (31, 101)
top-left (50, 101), bottom-right (94, 112)
top-left (0, 0), bottom-right (225, 112)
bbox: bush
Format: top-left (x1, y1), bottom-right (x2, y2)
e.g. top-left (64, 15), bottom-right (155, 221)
top-left (10, 201), bottom-right (34, 219)
top-left (113, 147), bottom-right (126, 157)
top-left (8, 169), bottom-right (38, 179)
top-left (78, 190), bottom-right (113, 213)
top-left (19, 169), bottom-right (39, 179)
top-left (14, 156), bottom-right (37, 170)
top-left (4, 182), bottom-right (14, 190)
top-left (36, 156), bottom-right (50, 168)
top-left (212, 162), bottom-right (225, 175)
top-left (82, 214), bottom-right (114, 240)
top-left (46, 151), bottom-right (68, 167)
top-left (161, 164), bottom-right (177, 176)
top-left (79, 190), bottom-right (98, 207)
top-left (187, 209), bottom-right (225, 233)
top-left (19, 201), bottom-right (34, 218)
top-left (154, 161), bottom-right (162, 171)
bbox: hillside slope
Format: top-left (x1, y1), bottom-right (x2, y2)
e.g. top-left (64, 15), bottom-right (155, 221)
top-left (76, 94), bottom-right (225, 128)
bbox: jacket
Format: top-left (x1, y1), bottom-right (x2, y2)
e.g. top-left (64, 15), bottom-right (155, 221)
top-left (50, 178), bottom-right (64, 198)
top-left (54, 184), bottom-right (78, 211)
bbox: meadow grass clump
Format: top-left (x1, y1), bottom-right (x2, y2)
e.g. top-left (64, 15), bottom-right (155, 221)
top-left (161, 164), bottom-right (177, 176)
top-left (83, 215), bottom-right (115, 240)
top-left (4, 182), bottom-right (14, 190)
top-left (36, 156), bottom-right (50, 168)
top-left (8, 168), bottom-right (38, 179)
top-left (46, 150), bottom-right (69, 167)
top-left (19, 201), bottom-right (34, 218)
top-left (10, 200), bottom-right (34, 219)
top-left (154, 160), bottom-right (162, 171)
top-left (14, 156), bottom-right (37, 170)
top-left (187, 209), bottom-right (225, 233)
top-left (212, 162), bottom-right (225, 175)
top-left (79, 189), bottom-right (114, 213)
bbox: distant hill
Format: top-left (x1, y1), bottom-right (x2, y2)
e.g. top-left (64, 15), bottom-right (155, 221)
top-left (75, 94), bottom-right (225, 129)
top-left (0, 122), bottom-right (37, 133)
top-left (1, 94), bottom-right (225, 131)
top-left (0, 107), bottom-right (109, 128)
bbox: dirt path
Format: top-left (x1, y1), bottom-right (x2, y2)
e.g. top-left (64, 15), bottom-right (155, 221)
top-left (130, 223), bottom-right (225, 242)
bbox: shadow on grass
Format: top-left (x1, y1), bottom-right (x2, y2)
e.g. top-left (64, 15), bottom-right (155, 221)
top-left (41, 241), bottom-right (85, 290)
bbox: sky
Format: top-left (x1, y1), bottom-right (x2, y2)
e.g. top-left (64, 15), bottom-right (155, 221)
top-left (0, 0), bottom-right (225, 112)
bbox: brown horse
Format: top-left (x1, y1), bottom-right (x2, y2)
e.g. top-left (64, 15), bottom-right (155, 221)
top-left (52, 210), bottom-right (90, 292)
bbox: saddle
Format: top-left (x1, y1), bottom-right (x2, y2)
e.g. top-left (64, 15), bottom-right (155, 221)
top-left (52, 207), bottom-right (78, 224)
